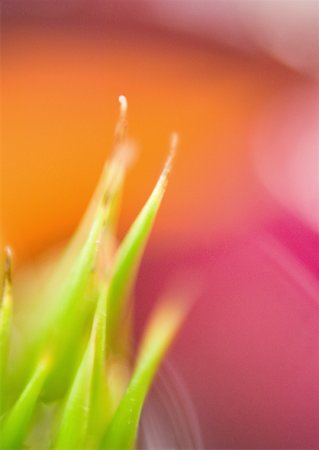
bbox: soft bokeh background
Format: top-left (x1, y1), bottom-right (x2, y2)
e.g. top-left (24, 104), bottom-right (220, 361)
top-left (2, 1), bottom-right (319, 448)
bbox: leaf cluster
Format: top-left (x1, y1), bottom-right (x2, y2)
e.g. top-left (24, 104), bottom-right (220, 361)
top-left (0, 108), bottom-right (186, 450)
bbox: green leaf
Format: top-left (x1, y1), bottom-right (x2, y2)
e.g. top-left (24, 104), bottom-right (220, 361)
top-left (46, 97), bottom-right (133, 293)
top-left (12, 196), bottom-right (111, 405)
top-left (53, 281), bottom-right (108, 450)
top-left (53, 340), bottom-right (94, 449)
top-left (88, 282), bottom-right (111, 443)
top-left (41, 202), bottom-right (110, 400)
top-left (21, 137), bottom-right (133, 350)
top-left (41, 203), bottom-right (108, 335)
top-left (25, 143), bottom-right (133, 394)
top-left (1, 354), bottom-right (51, 449)
top-left (17, 136), bottom-right (133, 402)
top-left (50, 143), bottom-right (130, 285)
top-left (101, 293), bottom-right (189, 450)
top-left (106, 142), bottom-right (177, 344)
top-left (0, 248), bottom-right (13, 413)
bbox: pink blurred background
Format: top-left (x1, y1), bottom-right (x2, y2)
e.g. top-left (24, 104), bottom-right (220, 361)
top-left (2, 1), bottom-right (319, 448)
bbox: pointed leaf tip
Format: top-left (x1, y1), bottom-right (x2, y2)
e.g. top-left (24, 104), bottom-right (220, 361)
top-left (106, 138), bottom-right (178, 341)
top-left (157, 132), bottom-right (178, 191)
top-left (118, 94), bottom-right (128, 116)
top-left (4, 246), bottom-right (13, 286)
top-left (114, 95), bottom-right (128, 147)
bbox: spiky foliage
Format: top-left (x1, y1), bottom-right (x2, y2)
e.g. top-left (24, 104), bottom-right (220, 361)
top-left (0, 99), bottom-right (187, 449)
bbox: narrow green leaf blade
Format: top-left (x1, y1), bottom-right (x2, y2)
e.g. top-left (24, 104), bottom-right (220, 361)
top-left (53, 337), bottom-right (95, 448)
top-left (52, 142), bottom-right (131, 283)
top-left (0, 248), bottom-right (13, 412)
top-left (89, 282), bottom-right (110, 442)
top-left (46, 96), bottom-right (133, 290)
top-left (101, 293), bottom-right (189, 450)
top-left (106, 140), bottom-right (177, 341)
top-left (42, 202), bottom-right (108, 333)
top-left (15, 200), bottom-right (109, 402)
top-left (53, 281), bottom-right (108, 450)
top-left (1, 355), bottom-right (51, 449)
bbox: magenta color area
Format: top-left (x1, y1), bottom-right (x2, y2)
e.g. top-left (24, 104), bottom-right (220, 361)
top-left (135, 224), bottom-right (319, 449)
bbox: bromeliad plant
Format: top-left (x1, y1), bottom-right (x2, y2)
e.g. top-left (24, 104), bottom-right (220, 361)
top-left (0, 97), bottom-right (188, 449)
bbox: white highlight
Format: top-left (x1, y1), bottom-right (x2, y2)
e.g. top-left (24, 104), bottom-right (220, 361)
top-left (118, 95), bottom-right (128, 117)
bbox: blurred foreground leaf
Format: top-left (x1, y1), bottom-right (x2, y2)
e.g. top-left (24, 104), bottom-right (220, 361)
top-left (101, 295), bottom-right (189, 450)
top-left (1, 355), bottom-right (51, 449)
top-left (0, 248), bottom-right (13, 412)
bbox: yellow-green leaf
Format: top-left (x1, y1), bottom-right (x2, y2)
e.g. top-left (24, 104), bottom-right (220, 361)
top-left (53, 281), bottom-right (108, 450)
top-left (0, 247), bottom-right (13, 413)
top-left (1, 354), bottom-right (51, 449)
top-left (101, 293), bottom-right (189, 450)
top-left (106, 139), bottom-right (177, 344)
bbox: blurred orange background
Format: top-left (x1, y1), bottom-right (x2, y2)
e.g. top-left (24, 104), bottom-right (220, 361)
top-left (3, 25), bottom-right (301, 263)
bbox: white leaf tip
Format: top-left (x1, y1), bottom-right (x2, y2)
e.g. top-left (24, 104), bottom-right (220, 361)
top-left (118, 95), bottom-right (128, 116)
